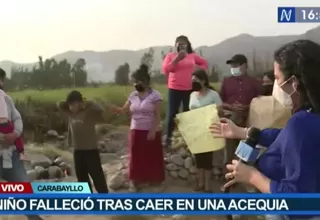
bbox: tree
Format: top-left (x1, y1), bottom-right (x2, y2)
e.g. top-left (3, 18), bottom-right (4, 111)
top-left (7, 56), bottom-right (87, 90)
top-left (71, 58), bottom-right (87, 87)
top-left (140, 47), bottom-right (154, 70)
top-left (114, 63), bottom-right (130, 85)
top-left (199, 49), bottom-right (203, 57)
top-left (209, 64), bottom-right (221, 82)
top-left (161, 48), bottom-right (173, 60)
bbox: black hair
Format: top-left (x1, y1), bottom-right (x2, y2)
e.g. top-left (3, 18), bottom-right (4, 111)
top-left (192, 69), bottom-right (215, 90)
top-left (263, 70), bottom-right (275, 82)
top-left (175, 35), bottom-right (193, 54)
top-left (66, 90), bottom-right (83, 104)
top-left (131, 64), bottom-right (150, 84)
top-left (274, 39), bottom-right (320, 112)
top-left (0, 68), bottom-right (6, 81)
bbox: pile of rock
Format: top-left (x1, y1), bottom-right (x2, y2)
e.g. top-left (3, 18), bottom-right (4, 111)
top-left (165, 130), bottom-right (223, 182)
top-left (47, 129), bottom-right (66, 141)
top-left (24, 154), bottom-right (72, 182)
top-left (97, 130), bottom-right (127, 154)
top-left (165, 148), bottom-right (197, 182)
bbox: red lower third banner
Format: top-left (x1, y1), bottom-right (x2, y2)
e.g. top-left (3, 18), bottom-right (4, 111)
top-left (0, 182), bottom-right (33, 193)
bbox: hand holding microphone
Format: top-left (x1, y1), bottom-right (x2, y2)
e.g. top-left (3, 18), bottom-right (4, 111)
top-left (210, 119), bottom-right (261, 189)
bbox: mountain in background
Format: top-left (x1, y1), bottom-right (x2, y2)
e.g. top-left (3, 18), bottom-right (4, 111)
top-left (1, 26), bottom-right (320, 82)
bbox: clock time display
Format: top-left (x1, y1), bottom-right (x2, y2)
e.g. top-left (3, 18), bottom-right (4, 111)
top-left (297, 7), bottom-right (320, 22)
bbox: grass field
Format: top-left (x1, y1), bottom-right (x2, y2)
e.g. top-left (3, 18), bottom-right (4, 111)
top-left (7, 83), bottom-right (220, 124)
top-left (8, 83), bottom-right (221, 105)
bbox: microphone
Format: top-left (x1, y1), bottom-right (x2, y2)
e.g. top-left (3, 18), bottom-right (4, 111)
top-left (234, 127), bottom-right (261, 165)
top-left (223, 127), bottom-right (261, 220)
top-left (223, 127), bottom-right (261, 192)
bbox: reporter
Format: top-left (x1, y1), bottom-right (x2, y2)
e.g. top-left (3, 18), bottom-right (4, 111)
top-left (210, 40), bottom-right (320, 220)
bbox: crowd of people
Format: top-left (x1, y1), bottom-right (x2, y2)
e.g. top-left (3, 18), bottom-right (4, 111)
top-left (1, 37), bottom-right (320, 220)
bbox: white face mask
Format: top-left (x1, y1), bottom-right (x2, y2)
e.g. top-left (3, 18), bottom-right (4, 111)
top-left (272, 81), bottom-right (292, 107)
top-left (231, 67), bottom-right (242, 76)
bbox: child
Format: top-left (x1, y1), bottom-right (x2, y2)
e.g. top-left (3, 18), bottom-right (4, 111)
top-left (0, 90), bottom-right (24, 154)
top-left (189, 70), bottom-right (222, 192)
top-left (58, 91), bottom-right (108, 193)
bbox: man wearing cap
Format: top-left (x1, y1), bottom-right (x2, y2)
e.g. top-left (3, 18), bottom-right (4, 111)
top-left (220, 54), bottom-right (261, 175)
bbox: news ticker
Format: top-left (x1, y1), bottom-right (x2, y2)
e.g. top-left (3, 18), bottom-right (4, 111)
top-left (2, 183), bottom-right (320, 215)
top-left (2, 194), bottom-right (320, 215)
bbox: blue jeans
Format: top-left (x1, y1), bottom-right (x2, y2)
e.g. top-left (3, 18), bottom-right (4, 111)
top-left (0, 150), bottom-right (43, 220)
top-left (266, 215), bottom-right (320, 220)
top-left (164, 89), bottom-right (192, 146)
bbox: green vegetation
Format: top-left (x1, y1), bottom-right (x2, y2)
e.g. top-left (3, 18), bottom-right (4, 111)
top-left (8, 83), bottom-right (220, 128)
top-left (8, 83), bottom-right (220, 104)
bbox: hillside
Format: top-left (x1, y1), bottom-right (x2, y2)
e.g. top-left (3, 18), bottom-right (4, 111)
top-left (1, 26), bottom-right (320, 82)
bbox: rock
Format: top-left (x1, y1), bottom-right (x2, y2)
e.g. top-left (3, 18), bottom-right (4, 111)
top-left (187, 174), bottom-right (197, 183)
top-left (108, 173), bottom-right (125, 190)
top-left (38, 169), bottom-right (49, 179)
top-left (184, 157), bottom-right (193, 169)
top-left (100, 153), bottom-right (119, 164)
top-left (48, 166), bottom-right (64, 179)
top-left (107, 131), bottom-right (126, 140)
top-left (170, 154), bottom-right (184, 166)
top-left (27, 170), bottom-right (37, 181)
top-left (57, 135), bottom-right (65, 140)
top-left (53, 157), bottom-right (64, 165)
top-left (120, 155), bottom-right (129, 160)
top-left (58, 162), bottom-right (68, 169)
top-left (173, 137), bottom-right (187, 149)
top-left (22, 160), bottom-right (33, 171)
top-left (47, 130), bottom-right (58, 137)
top-left (165, 163), bottom-right (178, 171)
top-left (177, 148), bottom-right (189, 158)
top-left (26, 154), bottom-right (52, 168)
top-left (169, 171), bottom-right (178, 178)
top-left (172, 215), bottom-right (189, 220)
top-left (178, 169), bottom-right (189, 179)
top-left (189, 166), bottom-right (198, 174)
top-left (34, 166), bottom-right (45, 179)
top-left (98, 140), bottom-right (119, 153)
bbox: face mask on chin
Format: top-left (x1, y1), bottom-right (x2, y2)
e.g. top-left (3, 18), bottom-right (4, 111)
top-left (231, 67), bottom-right (242, 76)
top-left (272, 81), bottom-right (293, 107)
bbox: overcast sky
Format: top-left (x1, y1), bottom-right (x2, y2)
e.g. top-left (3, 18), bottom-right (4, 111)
top-left (0, 0), bottom-right (319, 63)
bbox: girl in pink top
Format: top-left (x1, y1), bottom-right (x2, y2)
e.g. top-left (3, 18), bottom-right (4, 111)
top-left (111, 64), bottom-right (165, 192)
top-left (162, 35), bottom-right (208, 147)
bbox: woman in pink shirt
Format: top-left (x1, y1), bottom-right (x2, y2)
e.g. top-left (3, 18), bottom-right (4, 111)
top-left (162, 35), bottom-right (208, 147)
top-left (111, 64), bottom-right (165, 192)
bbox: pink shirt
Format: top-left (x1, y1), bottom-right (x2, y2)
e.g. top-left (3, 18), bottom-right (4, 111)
top-left (128, 89), bottom-right (162, 131)
top-left (162, 52), bottom-right (208, 90)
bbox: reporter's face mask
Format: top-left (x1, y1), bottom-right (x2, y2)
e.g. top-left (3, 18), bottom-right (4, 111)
top-left (272, 77), bottom-right (296, 107)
